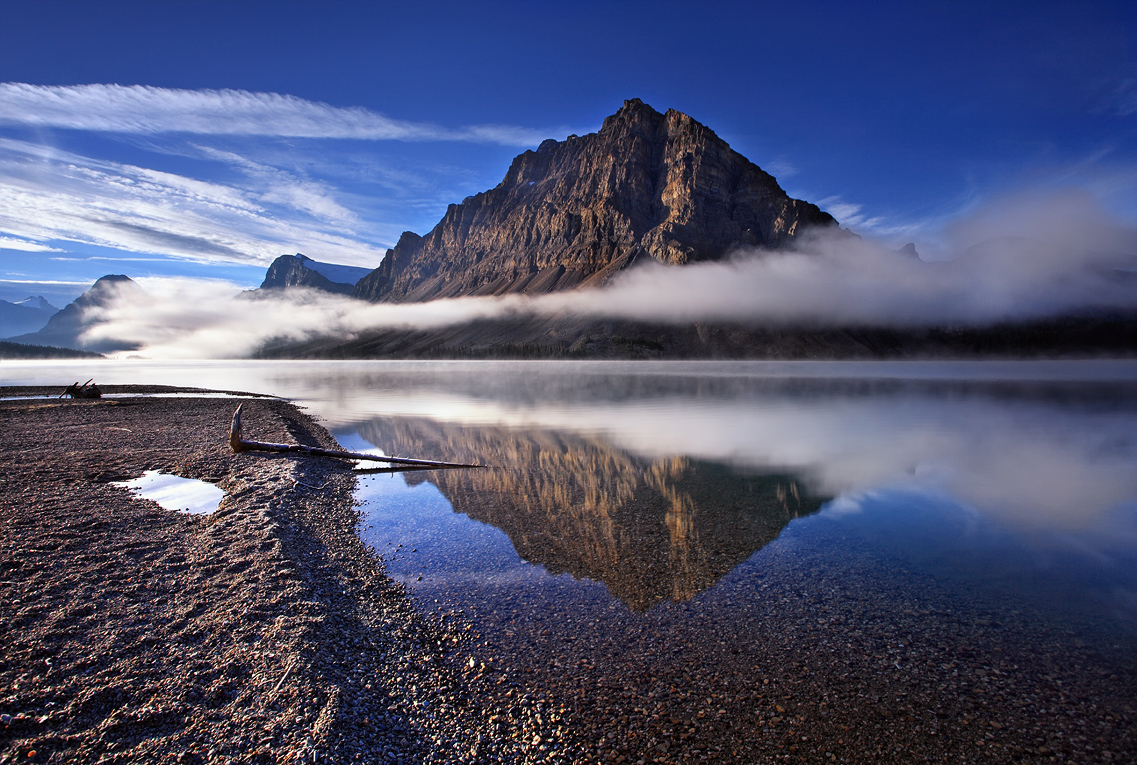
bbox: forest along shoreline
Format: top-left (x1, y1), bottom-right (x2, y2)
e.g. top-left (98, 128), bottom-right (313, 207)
top-left (0, 386), bottom-right (549, 764)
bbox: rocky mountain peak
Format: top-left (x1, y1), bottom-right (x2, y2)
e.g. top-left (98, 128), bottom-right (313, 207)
top-left (14, 295), bottom-right (58, 312)
top-left (259, 253), bottom-right (371, 296)
top-left (600, 97), bottom-right (661, 133)
top-left (896, 242), bottom-right (921, 259)
top-left (9, 274), bottom-right (141, 352)
top-left (90, 274), bottom-right (133, 286)
top-left (0, 295), bottom-right (60, 339)
top-left (79, 275), bottom-right (138, 307)
top-left (354, 99), bottom-right (838, 303)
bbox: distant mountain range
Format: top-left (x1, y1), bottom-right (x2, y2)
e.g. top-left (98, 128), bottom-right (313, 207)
top-left (0, 295), bottom-right (59, 338)
top-left (8, 275), bottom-right (140, 353)
top-left (4, 99), bottom-right (1134, 359)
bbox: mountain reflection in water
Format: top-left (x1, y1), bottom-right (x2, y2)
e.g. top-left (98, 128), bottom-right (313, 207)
top-left (5, 360), bottom-right (1137, 761)
top-left (356, 418), bottom-right (825, 611)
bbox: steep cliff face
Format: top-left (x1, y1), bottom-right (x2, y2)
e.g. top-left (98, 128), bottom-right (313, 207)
top-left (354, 99), bottom-right (837, 303)
top-left (259, 253), bottom-right (371, 295)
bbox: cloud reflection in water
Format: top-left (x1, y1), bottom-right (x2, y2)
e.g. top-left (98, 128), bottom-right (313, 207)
top-left (305, 366), bottom-right (1137, 533)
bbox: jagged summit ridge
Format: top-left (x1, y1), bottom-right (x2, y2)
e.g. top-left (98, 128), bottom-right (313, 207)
top-left (14, 296), bottom-right (58, 312)
top-left (354, 98), bottom-right (837, 303)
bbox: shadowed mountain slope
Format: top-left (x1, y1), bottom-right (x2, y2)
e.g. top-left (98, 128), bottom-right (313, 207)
top-left (9, 275), bottom-right (141, 352)
top-left (0, 296), bottom-right (58, 338)
top-left (259, 254), bottom-right (373, 295)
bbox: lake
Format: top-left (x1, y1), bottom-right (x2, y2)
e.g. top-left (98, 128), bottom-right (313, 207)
top-left (4, 359), bottom-right (1136, 761)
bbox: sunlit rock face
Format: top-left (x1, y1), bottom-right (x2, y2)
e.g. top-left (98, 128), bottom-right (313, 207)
top-left (359, 417), bottom-right (826, 611)
top-left (353, 99), bottom-right (837, 304)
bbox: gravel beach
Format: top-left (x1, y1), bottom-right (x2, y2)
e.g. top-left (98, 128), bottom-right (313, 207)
top-left (0, 387), bottom-right (517, 764)
top-left (2, 386), bottom-right (1134, 764)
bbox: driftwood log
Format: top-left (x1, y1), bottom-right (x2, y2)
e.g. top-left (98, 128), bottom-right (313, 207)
top-left (228, 404), bottom-right (483, 469)
top-left (60, 379), bottom-right (102, 399)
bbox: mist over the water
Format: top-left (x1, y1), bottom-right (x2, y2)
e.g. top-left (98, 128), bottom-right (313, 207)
top-left (80, 190), bottom-right (1137, 358)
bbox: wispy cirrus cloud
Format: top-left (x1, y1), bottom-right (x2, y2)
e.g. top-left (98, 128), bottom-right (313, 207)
top-left (817, 195), bottom-right (884, 231)
top-left (0, 278), bottom-right (90, 286)
top-left (0, 83), bottom-right (560, 147)
top-left (193, 145), bottom-right (361, 226)
top-left (1109, 78), bottom-right (1137, 117)
top-left (0, 138), bottom-right (390, 268)
top-left (0, 236), bottom-right (64, 253)
top-left (764, 157), bottom-right (798, 179)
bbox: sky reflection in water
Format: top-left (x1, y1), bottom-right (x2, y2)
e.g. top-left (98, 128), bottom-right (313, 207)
top-left (291, 361), bottom-right (1137, 630)
top-left (4, 359), bottom-right (1137, 620)
top-left (112, 470), bottom-right (224, 515)
top-left (7, 359), bottom-right (1135, 759)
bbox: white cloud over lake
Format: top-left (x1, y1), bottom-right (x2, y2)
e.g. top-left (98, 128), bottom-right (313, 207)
top-left (71, 189), bottom-right (1137, 364)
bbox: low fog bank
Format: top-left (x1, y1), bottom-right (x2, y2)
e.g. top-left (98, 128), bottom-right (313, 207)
top-left (1, 358), bottom-right (1134, 531)
top-left (78, 190), bottom-right (1136, 358)
top-left (573, 189), bottom-right (1136, 327)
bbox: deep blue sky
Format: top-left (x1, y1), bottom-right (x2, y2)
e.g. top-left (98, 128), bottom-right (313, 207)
top-left (1, 0), bottom-right (1135, 305)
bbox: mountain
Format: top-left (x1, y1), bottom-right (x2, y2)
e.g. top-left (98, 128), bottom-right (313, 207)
top-left (0, 295), bottom-right (59, 338)
top-left (258, 253), bottom-right (373, 295)
top-left (14, 295), bottom-right (57, 312)
top-left (354, 98), bottom-right (837, 303)
top-left (358, 416), bottom-right (825, 611)
top-left (9, 275), bottom-right (142, 352)
top-left (896, 242), bottom-right (920, 259)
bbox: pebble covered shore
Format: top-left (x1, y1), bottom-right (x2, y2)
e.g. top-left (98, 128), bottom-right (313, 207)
top-left (1, 386), bottom-right (1134, 764)
top-left (0, 388), bottom-right (532, 764)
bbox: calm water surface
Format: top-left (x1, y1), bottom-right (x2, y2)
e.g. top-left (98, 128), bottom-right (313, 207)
top-left (5, 359), bottom-right (1137, 760)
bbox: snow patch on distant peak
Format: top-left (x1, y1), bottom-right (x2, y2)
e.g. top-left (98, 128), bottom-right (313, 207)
top-left (293, 254), bottom-right (373, 286)
top-left (15, 295), bottom-right (58, 311)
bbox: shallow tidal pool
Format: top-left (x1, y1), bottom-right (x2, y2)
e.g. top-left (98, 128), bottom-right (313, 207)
top-left (113, 470), bottom-right (224, 515)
